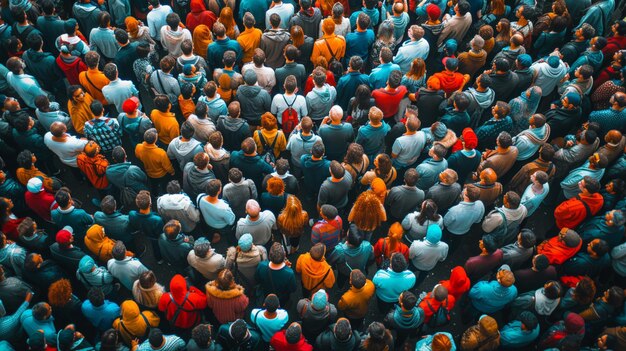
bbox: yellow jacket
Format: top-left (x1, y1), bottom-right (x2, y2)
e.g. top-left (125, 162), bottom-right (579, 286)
top-left (79, 68), bottom-right (110, 105)
top-left (237, 27), bottom-right (263, 64)
top-left (135, 142), bottom-right (175, 178)
top-left (150, 110), bottom-right (180, 146)
top-left (338, 279), bottom-right (376, 319)
top-left (311, 34), bottom-right (346, 64)
top-left (84, 224), bottom-right (116, 262)
top-left (252, 129), bottom-right (287, 158)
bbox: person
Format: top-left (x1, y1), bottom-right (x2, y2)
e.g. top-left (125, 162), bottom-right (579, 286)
top-left (182, 153), bottom-right (216, 202)
top-left (256, 243), bottom-right (297, 306)
top-left (316, 318), bottom-right (362, 350)
top-left (385, 169), bottom-right (424, 223)
top-left (81, 287), bottom-right (121, 332)
top-left (158, 274), bottom-right (206, 329)
top-left (107, 241), bottom-right (148, 290)
top-left (460, 315), bottom-right (501, 350)
top-left (401, 199), bottom-right (443, 242)
top-left (554, 176), bottom-right (604, 230)
top-left (235, 199), bottom-right (276, 247)
top-left (416, 144), bottom-right (449, 190)
top-left (561, 239), bottom-right (611, 278)
top-left (312, 18), bottom-right (346, 65)
top-left (132, 271), bottom-right (165, 309)
top-left (271, 322), bottom-right (313, 351)
top-left (337, 269), bottom-right (374, 329)
top-left (207, 23), bottom-right (242, 72)
top-left (409, 224), bottom-right (449, 287)
top-left (501, 229), bottom-right (536, 269)
top-left (310, 204), bottom-right (342, 252)
top-left (296, 243), bottom-right (336, 297)
top-left (464, 237), bottom-right (503, 282)
top-left (537, 228), bottom-right (583, 265)
top-left (443, 186), bottom-right (485, 245)
top-left (135, 128), bottom-right (175, 196)
top-left (113, 300), bottom-right (160, 345)
top-left (391, 114), bottom-right (426, 169)
top-left (197, 179), bottom-right (235, 243)
top-left (84, 223), bottom-right (123, 263)
top-left (167, 121), bottom-right (203, 171)
top-left (296, 289), bottom-right (338, 341)
top-left (250, 294), bottom-right (289, 343)
top-left (393, 25), bottom-right (429, 74)
top-left (467, 265), bottom-right (517, 320)
top-left (538, 312), bottom-right (586, 349)
top-left (372, 253), bottom-right (416, 313)
top-left (482, 191), bottom-right (527, 247)
top-left (187, 238), bottom-right (225, 283)
top-left (157, 180), bottom-right (200, 235)
top-left (20, 302), bottom-right (56, 342)
top-left (158, 220), bottom-right (194, 273)
top-left (345, 13), bottom-right (375, 65)
top-left (136, 328), bottom-right (186, 350)
top-left (51, 189), bottom-right (94, 242)
top-left (513, 254), bottom-right (558, 294)
top-left (76, 255), bottom-right (115, 296)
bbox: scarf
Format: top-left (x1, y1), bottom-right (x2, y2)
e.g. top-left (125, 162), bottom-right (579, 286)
top-left (534, 288), bottom-right (560, 316)
top-left (520, 124), bottom-right (550, 144)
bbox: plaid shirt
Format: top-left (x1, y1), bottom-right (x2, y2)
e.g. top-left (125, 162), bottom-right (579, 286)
top-left (84, 117), bottom-right (122, 153)
top-left (311, 216), bottom-right (343, 251)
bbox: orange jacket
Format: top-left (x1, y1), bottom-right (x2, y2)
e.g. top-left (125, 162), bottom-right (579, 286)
top-left (237, 27), bottom-right (263, 64)
top-left (178, 96), bottom-right (196, 119)
top-left (554, 193), bottom-right (604, 230)
top-left (311, 34), bottom-right (346, 64)
top-left (84, 224), bottom-right (116, 262)
top-left (76, 153), bottom-right (110, 189)
top-left (135, 142), bottom-right (175, 178)
top-left (68, 93), bottom-right (95, 135)
top-left (337, 279), bottom-right (375, 319)
top-left (79, 68), bottom-right (110, 105)
top-left (295, 253), bottom-right (335, 293)
top-left (151, 110), bottom-right (180, 146)
top-left (15, 167), bottom-right (54, 192)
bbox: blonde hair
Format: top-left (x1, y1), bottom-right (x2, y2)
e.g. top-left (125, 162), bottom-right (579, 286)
top-left (278, 195), bottom-right (309, 237)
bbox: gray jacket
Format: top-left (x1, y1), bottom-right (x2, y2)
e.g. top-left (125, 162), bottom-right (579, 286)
top-left (222, 180), bottom-right (258, 220)
top-left (259, 29), bottom-right (290, 69)
top-left (385, 185), bottom-right (425, 220)
top-left (149, 70), bottom-right (180, 103)
top-left (166, 137), bottom-right (204, 170)
top-left (237, 85), bottom-right (272, 125)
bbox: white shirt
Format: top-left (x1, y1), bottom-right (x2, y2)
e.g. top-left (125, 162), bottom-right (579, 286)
top-left (43, 133), bottom-right (88, 167)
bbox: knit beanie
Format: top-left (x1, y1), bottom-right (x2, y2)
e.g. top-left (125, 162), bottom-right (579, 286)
top-left (565, 92), bottom-right (581, 107)
top-left (426, 224), bottom-right (442, 244)
top-left (433, 123), bottom-right (448, 139)
top-left (238, 233), bottom-right (253, 252)
top-left (444, 39), bottom-right (458, 54)
top-left (243, 69), bottom-right (257, 85)
top-left (563, 230), bottom-right (581, 248)
top-left (517, 54), bottom-right (532, 68)
top-left (312, 289), bottom-right (328, 310)
top-left (564, 313), bottom-right (585, 334)
top-left (547, 55), bottom-right (560, 68)
top-left (426, 4), bottom-right (441, 20)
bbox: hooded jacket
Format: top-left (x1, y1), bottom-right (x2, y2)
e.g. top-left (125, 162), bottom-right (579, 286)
top-left (301, 155), bottom-right (331, 191)
top-left (306, 84), bottom-right (337, 121)
top-left (225, 245), bottom-right (267, 290)
top-left (315, 324), bottom-right (361, 350)
top-left (157, 274), bottom-right (207, 329)
top-left (531, 60), bottom-right (568, 97)
top-left (188, 247), bottom-right (225, 281)
top-left (296, 253), bottom-right (336, 292)
top-left (157, 193), bottom-right (200, 233)
top-left (237, 85), bottom-right (272, 124)
top-left (84, 224), bottom-right (117, 262)
top-left (433, 70), bottom-right (468, 96)
top-left (113, 300), bottom-right (160, 344)
top-left (389, 305), bottom-right (425, 330)
top-left (537, 235), bottom-right (583, 265)
top-left (554, 192), bottom-right (604, 230)
top-left (205, 281), bottom-right (249, 324)
top-left (158, 233), bottom-right (194, 273)
top-left (271, 330), bottom-right (314, 351)
top-left (160, 26), bottom-right (192, 58)
top-left (105, 162), bottom-right (148, 192)
top-left (183, 163), bottom-right (216, 201)
top-left (73, 3), bottom-right (102, 41)
top-left (289, 8), bottom-right (323, 40)
top-left (297, 298), bottom-right (338, 340)
top-left (132, 280), bottom-right (164, 309)
top-left (216, 116), bottom-right (251, 151)
top-left (186, 0), bottom-right (216, 34)
top-left (461, 315), bottom-right (500, 351)
top-left (22, 49), bottom-right (61, 91)
top-left (76, 255), bottom-right (114, 295)
top-left (458, 50), bottom-right (487, 77)
top-left (56, 54), bottom-right (87, 86)
top-left (260, 29), bottom-right (290, 69)
top-left (166, 137), bottom-right (203, 170)
top-left (470, 280), bottom-right (518, 314)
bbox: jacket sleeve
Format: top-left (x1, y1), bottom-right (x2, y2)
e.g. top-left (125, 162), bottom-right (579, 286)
top-left (161, 153), bottom-right (175, 175)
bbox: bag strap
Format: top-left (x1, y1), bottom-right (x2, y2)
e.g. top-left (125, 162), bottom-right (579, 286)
top-left (323, 39), bottom-right (337, 60)
top-left (153, 70), bottom-right (167, 94)
top-left (84, 72), bottom-right (102, 93)
top-left (576, 195), bottom-right (593, 221)
top-left (310, 268), bottom-right (331, 292)
top-left (497, 209), bottom-right (508, 236)
top-left (282, 94), bottom-right (295, 108)
top-left (266, 266), bottom-right (277, 293)
top-left (139, 313), bottom-right (152, 337)
top-left (251, 309), bottom-right (263, 327)
top-left (168, 292), bottom-right (191, 326)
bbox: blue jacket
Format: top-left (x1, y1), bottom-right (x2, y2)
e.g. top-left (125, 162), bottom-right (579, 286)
top-left (105, 162), bottom-right (148, 192)
top-left (415, 158), bottom-right (448, 190)
top-left (578, 215), bottom-right (624, 248)
top-left (391, 305), bottom-right (424, 330)
top-left (469, 280), bottom-right (518, 313)
top-left (20, 309), bottom-right (56, 341)
top-left (81, 299), bottom-right (121, 331)
top-left (336, 72), bottom-right (369, 110)
top-left (373, 269), bottom-right (416, 302)
top-left (51, 206), bottom-right (94, 241)
top-left (207, 39), bottom-right (242, 72)
top-left (500, 320), bottom-right (540, 348)
top-left (94, 211), bottom-right (131, 242)
top-left (230, 151), bottom-right (274, 191)
top-left (356, 122), bottom-right (391, 157)
top-left (369, 62), bottom-right (401, 90)
top-left (345, 30), bottom-right (375, 65)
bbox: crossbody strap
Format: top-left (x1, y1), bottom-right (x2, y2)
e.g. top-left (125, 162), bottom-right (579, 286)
top-left (310, 268), bottom-right (331, 292)
top-left (577, 195), bottom-right (593, 220)
top-left (323, 39), bottom-right (337, 60)
top-left (84, 72), bottom-right (102, 92)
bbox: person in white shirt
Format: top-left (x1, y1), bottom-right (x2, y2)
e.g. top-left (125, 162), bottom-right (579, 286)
top-left (44, 122), bottom-right (88, 168)
top-left (235, 199), bottom-right (277, 247)
top-left (242, 49), bottom-right (277, 93)
top-left (265, 0), bottom-right (294, 29)
top-left (409, 224), bottom-right (449, 287)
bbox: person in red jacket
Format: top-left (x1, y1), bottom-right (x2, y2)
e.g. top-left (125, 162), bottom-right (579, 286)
top-left (418, 283), bottom-right (456, 325)
top-left (158, 274), bottom-right (207, 329)
top-left (56, 45), bottom-right (87, 86)
top-left (439, 266), bottom-right (470, 302)
top-left (554, 176), bottom-right (604, 230)
top-left (537, 228), bottom-right (583, 265)
top-left (270, 322), bottom-right (314, 351)
top-left (602, 20), bottom-right (626, 66)
top-left (432, 58), bottom-right (470, 97)
top-left (186, 0), bottom-right (217, 34)
top-left (373, 222), bottom-right (410, 268)
top-left (24, 177), bottom-right (57, 222)
top-left (372, 70), bottom-right (408, 123)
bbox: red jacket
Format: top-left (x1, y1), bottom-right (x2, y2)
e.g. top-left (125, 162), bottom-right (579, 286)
top-left (373, 238), bottom-right (410, 267)
top-left (419, 293), bottom-right (456, 323)
top-left (25, 190), bottom-right (58, 222)
top-left (56, 55), bottom-right (87, 86)
top-left (537, 236), bottom-right (583, 265)
top-left (270, 330), bottom-right (314, 351)
top-left (1, 217), bottom-right (24, 241)
top-left (554, 193), bottom-right (604, 230)
top-left (440, 266), bottom-right (471, 301)
top-left (372, 86), bottom-right (408, 119)
top-left (602, 35), bottom-right (626, 66)
top-left (186, 0), bottom-right (217, 34)
top-left (158, 275), bottom-right (207, 329)
top-left (432, 71), bottom-right (467, 96)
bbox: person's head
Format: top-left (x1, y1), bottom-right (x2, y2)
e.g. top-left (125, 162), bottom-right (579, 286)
top-left (134, 190), bottom-right (152, 211)
top-left (208, 131), bottom-right (223, 151)
top-left (103, 62), bottom-right (118, 81)
top-left (591, 36), bottom-right (608, 51)
top-left (212, 22), bottom-right (226, 38)
top-left (206, 179), bottom-right (222, 197)
top-left (244, 200), bottom-right (260, 219)
top-left (261, 112), bottom-right (278, 131)
top-left (143, 128), bottom-right (158, 144)
top-left (153, 95), bottom-right (171, 113)
top-left (266, 176), bottom-right (285, 196)
top-left (398, 290), bottom-right (417, 311)
top-left (558, 228), bottom-right (582, 248)
top-left (518, 228), bottom-right (536, 248)
top-left (99, 195), bottom-right (117, 215)
top-left (190, 324), bottom-right (213, 348)
top-left (503, 191), bottom-right (520, 209)
top-left (349, 269), bottom-right (366, 289)
top-left (32, 302), bottom-right (52, 321)
top-left (87, 287), bottom-right (105, 307)
top-left (605, 286), bottom-right (625, 307)
top-left (148, 328), bottom-right (164, 348)
top-left (588, 238), bottom-right (609, 258)
top-left (193, 239), bottom-right (211, 259)
top-left (453, 93), bottom-right (470, 112)
top-left (216, 269), bottom-right (235, 290)
top-left (269, 13), bottom-right (281, 28)
top-left (227, 168), bottom-right (243, 184)
top-left (26, 33), bottom-right (44, 52)
top-left (387, 69), bottom-right (403, 89)
top-left (312, 67), bottom-right (327, 88)
top-left (284, 75), bottom-right (297, 94)
top-left (241, 137), bottom-right (256, 155)
top-left (98, 11), bottom-right (111, 29)
top-left (111, 241), bottom-right (127, 260)
top-left (356, 12), bottom-right (370, 30)
top-left (269, 242), bottom-right (286, 264)
top-left (310, 242), bottom-right (326, 261)
top-left (492, 101), bottom-right (510, 119)
top-left (444, 57), bottom-right (459, 72)
top-left (607, 210), bottom-right (626, 227)
top-left (408, 25), bottom-right (424, 41)
top-left (329, 160), bottom-right (345, 179)
top-left (263, 294), bottom-right (280, 313)
top-left (252, 49), bottom-right (266, 68)
top-left (243, 12), bottom-right (256, 29)
top-left (456, 0), bottom-right (470, 15)
top-left (54, 188), bottom-right (71, 208)
top-left (390, 252), bottom-right (407, 273)
top-left (518, 311), bottom-right (538, 331)
top-left (580, 176), bottom-right (601, 195)
top-left (17, 217), bottom-right (36, 239)
top-left (285, 323), bottom-right (302, 344)
top-left (139, 270), bottom-right (157, 289)
top-left (48, 279), bottom-right (73, 307)
top-left (480, 236), bottom-right (498, 254)
top-left (432, 284), bottom-right (449, 302)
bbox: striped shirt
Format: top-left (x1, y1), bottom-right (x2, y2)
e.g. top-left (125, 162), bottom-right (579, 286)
top-left (137, 335), bottom-right (186, 350)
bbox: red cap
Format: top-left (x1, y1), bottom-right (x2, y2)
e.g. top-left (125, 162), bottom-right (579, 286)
top-left (56, 229), bottom-right (73, 245)
top-left (122, 97), bottom-right (140, 114)
top-left (426, 4), bottom-right (441, 20)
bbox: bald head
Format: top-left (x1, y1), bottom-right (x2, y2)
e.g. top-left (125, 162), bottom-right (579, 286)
top-left (246, 199), bottom-right (261, 217)
top-left (50, 121), bottom-right (67, 137)
top-left (329, 105), bottom-right (343, 122)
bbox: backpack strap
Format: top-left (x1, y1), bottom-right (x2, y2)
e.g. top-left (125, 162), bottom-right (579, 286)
top-left (323, 39), bottom-right (337, 60)
top-left (83, 72), bottom-right (102, 93)
top-left (310, 268), bottom-right (331, 292)
top-left (576, 195), bottom-right (593, 221)
top-left (167, 292), bottom-right (193, 326)
top-left (282, 94), bottom-right (295, 108)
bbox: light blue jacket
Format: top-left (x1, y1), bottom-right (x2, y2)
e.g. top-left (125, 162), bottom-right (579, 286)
top-left (469, 280), bottom-right (518, 313)
top-left (89, 27), bottom-right (120, 59)
top-left (393, 39), bottom-right (430, 73)
top-left (415, 158), bottom-right (448, 190)
top-left (512, 125), bottom-right (549, 161)
top-left (81, 299), bottom-right (121, 331)
top-left (369, 62), bottom-right (401, 90)
top-left (6, 72), bottom-right (46, 108)
top-left (520, 183), bottom-right (549, 217)
top-left (373, 269), bottom-right (416, 302)
top-left (560, 165), bottom-right (604, 199)
top-left (443, 201), bottom-right (485, 235)
top-left (20, 309), bottom-right (57, 342)
top-left (500, 320), bottom-right (540, 348)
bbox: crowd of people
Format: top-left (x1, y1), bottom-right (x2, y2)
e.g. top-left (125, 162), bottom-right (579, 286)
top-left (0, 0), bottom-right (625, 349)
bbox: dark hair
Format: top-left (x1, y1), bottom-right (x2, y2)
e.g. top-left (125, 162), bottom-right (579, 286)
top-left (269, 242), bottom-right (285, 264)
top-left (100, 195), bottom-right (117, 215)
top-left (417, 199), bottom-right (440, 225)
top-left (55, 189), bottom-right (71, 208)
top-left (285, 323), bottom-right (302, 344)
top-left (90, 100), bottom-right (104, 116)
top-left (206, 179), bottom-right (222, 197)
top-left (591, 239), bottom-right (609, 257)
top-left (350, 269), bottom-right (366, 289)
top-left (539, 144), bottom-right (555, 161)
top-left (482, 235), bottom-right (498, 253)
top-left (311, 141), bottom-right (325, 158)
top-left (497, 131), bottom-right (512, 148)
top-left (166, 180), bottom-right (181, 194)
top-left (114, 28), bottom-right (129, 44)
top-left (112, 241), bottom-right (127, 260)
top-left (388, 70), bottom-right (402, 88)
top-left (148, 328), bottom-right (164, 347)
top-left (26, 33), bottom-right (43, 51)
top-left (180, 121), bottom-right (195, 140)
top-left (504, 191), bottom-right (521, 208)
top-left (264, 294), bottom-right (280, 312)
top-left (154, 95), bottom-right (170, 112)
top-left (519, 229), bottom-right (536, 248)
top-left (583, 176), bottom-right (601, 194)
top-left (191, 324), bottom-right (212, 348)
top-left (32, 302), bottom-right (50, 320)
top-left (494, 57), bottom-right (511, 72)
top-left (400, 291), bottom-right (417, 309)
top-left (533, 254), bottom-right (549, 270)
top-left (181, 39), bottom-right (193, 55)
top-left (87, 287), bottom-right (105, 307)
top-left (457, 0), bottom-right (470, 15)
top-left (391, 252), bottom-right (407, 272)
top-left (404, 168), bottom-right (418, 187)
top-left (285, 45), bottom-right (300, 61)
top-left (166, 13), bottom-right (180, 29)
top-left (519, 311), bottom-right (538, 330)
top-left (357, 12), bottom-right (371, 29)
top-left (334, 319), bottom-right (352, 342)
top-left (454, 93), bottom-right (470, 112)
top-left (269, 13), bottom-right (281, 27)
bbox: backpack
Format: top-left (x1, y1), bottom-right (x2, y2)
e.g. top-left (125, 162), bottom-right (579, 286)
top-left (12, 24), bottom-right (35, 48)
top-left (257, 130), bottom-right (278, 165)
top-left (425, 298), bottom-right (451, 327)
top-left (281, 95), bottom-right (299, 135)
top-left (118, 167), bottom-right (139, 211)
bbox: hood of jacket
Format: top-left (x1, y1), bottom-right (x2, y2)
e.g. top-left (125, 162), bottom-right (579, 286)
top-left (73, 3), bottom-right (99, 16)
top-left (205, 281), bottom-right (245, 299)
top-left (78, 255), bottom-right (97, 274)
top-left (465, 49), bottom-right (487, 62)
top-left (238, 85), bottom-right (263, 98)
top-left (56, 55), bottom-right (82, 69)
top-left (423, 22), bottom-right (444, 36)
top-left (25, 49), bottom-right (55, 63)
top-left (468, 87), bottom-right (495, 108)
top-left (310, 84), bottom-right (333, 103)
top-left (158, 193), bottom-right (192, 210)
top-left (170, 137), bottom-right (202, 157)
top-left (228, 245), bottom-right (264, 265)
top-left (301, 155), bottom-right (329, 169)
top-left (186, 166), bottom-right (214, 187)
top-left (263, 28), bottom-right (290, 42)
top-left (190, 0), bottom-right (206, 13)
top-left (169, 274), bottom-right (189, 301)
top-left (535, 61), bottom-right (566, 79)
top-left (478, 315), bottom-right (500, 337)
top-left (162, 27), bottom-right (186, 43)
top-left (85, 224), bottom-right (106, 245)
top-left (120, 300), bottom-right (141, 320)
top-left (299, 254), bottom-right (331, 280)
top-left (393, 305), bottom-right (424, 328)
top-left (218, 115), bottom-right (246, 131)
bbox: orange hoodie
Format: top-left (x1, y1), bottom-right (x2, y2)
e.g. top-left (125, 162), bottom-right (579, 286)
top-left (135, 142), bottom-right (175, 178)
top-left (295, 253), bottom-right (335, 293)
top-left (338, 279), bottom-right (375, 319)
top-left (84, 224), bottom-right (116, 262)
top-left (238, 27), bottom-right (263, 64)
top-left (68, 93), bottom-right (94, 135)
top-left (311, 34), bottom-right (346, 65)
top-left (554, 193), bottom-right (604, 230)
top-left (151, 110), bottom-right (179, 146)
